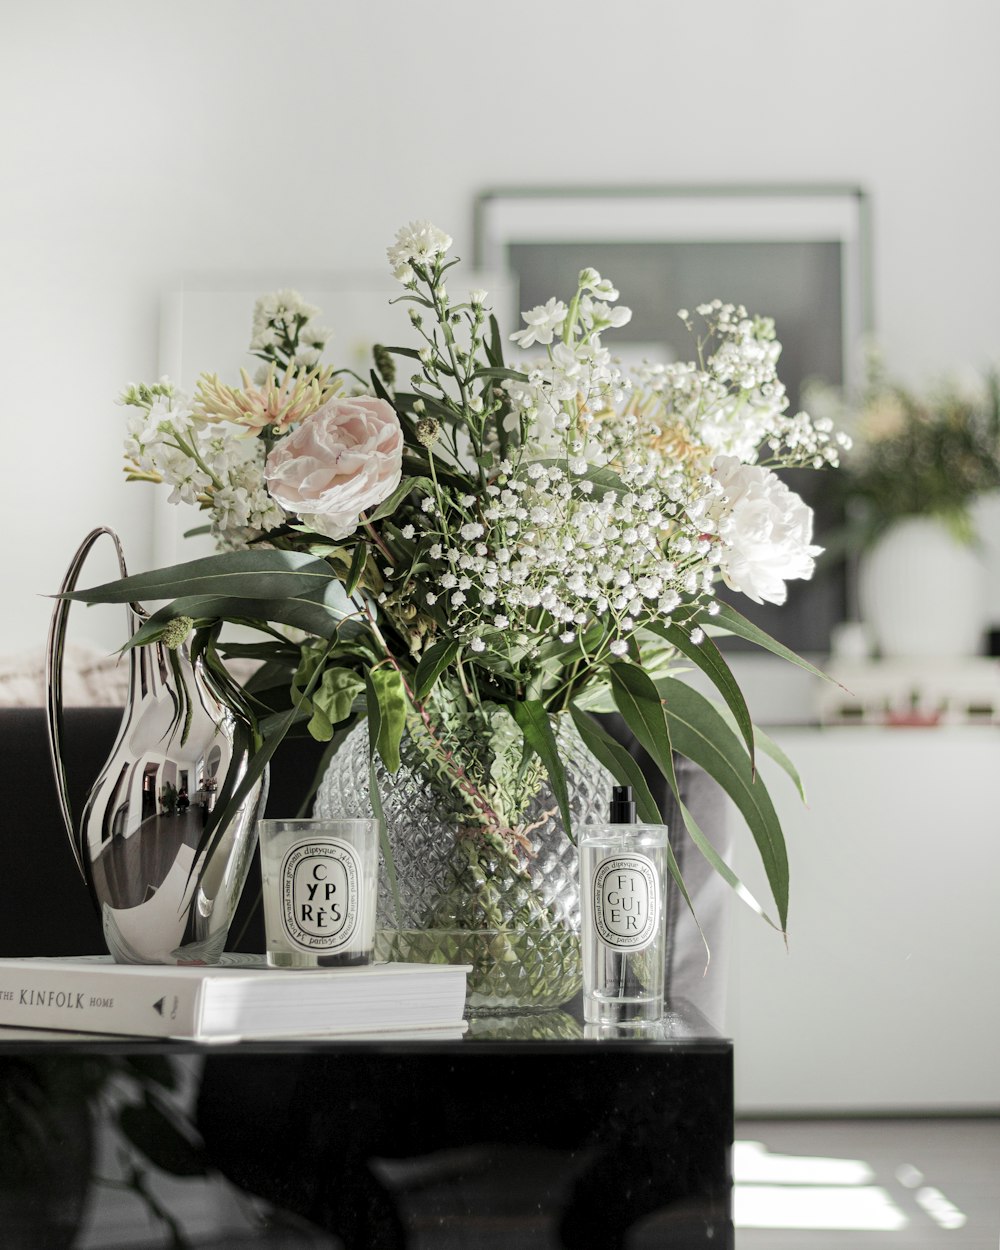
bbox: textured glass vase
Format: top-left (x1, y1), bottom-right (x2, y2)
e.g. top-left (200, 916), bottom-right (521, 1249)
top-left (315, 715), bottom-right (613, 1014)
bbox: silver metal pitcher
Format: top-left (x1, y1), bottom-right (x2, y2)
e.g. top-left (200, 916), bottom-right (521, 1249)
top-left (46, 528), bottom-right (268, 964)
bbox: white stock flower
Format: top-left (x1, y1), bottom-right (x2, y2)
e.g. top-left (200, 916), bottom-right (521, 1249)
top-left (711, 456), bottom-right (822, 605)
top-left (387, 221), bottom-right (453, 282)
top-left (510, 298), bottom-right (568, 349)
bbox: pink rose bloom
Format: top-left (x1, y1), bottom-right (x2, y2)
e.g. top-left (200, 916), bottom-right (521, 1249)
top-left (265, 396), bottom-right (403, 540)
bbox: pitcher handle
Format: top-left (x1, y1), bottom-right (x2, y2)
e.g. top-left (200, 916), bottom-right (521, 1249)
top-left (45, 527), bottom-right (131, 881)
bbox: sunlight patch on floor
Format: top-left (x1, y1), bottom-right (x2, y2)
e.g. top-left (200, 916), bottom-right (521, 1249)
top-left (734, 1139), bottom-right (914, 1232)
top-left (735, 1183), bottom-right (909, 1231)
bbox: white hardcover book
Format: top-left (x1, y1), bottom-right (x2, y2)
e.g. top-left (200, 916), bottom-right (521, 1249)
top-left (0, 957), bottom-right (470, 1041)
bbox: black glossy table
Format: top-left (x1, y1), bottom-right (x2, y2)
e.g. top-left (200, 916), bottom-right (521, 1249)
top-left (0, 997), bottom-right (732, 1249)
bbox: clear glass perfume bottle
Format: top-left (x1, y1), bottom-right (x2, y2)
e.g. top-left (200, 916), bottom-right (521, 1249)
top-left (580, 786), bottom-right (668, 1025)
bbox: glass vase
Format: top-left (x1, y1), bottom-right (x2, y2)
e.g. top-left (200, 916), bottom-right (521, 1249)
top-left (315, 714), bottom-right (613, 1014)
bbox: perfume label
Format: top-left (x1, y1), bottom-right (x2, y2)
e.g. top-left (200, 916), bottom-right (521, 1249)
top-left (593, 855), bottom-right (660, 951)
top-left (279, 839), bottom-right (362, 952)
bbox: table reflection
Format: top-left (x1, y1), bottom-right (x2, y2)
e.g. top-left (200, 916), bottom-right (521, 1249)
top-left (0, 1000), bottom-right (732, 1249)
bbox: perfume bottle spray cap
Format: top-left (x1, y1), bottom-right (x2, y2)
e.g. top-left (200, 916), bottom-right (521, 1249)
top-left (610, 785), bottom-right (636, 824)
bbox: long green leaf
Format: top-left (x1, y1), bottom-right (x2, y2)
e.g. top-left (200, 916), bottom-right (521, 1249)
top-left (198, 637), bottom-right (335, 886)
top-left (473, 365), bottom-right (528, 382)
top-left (367, 475), bottom-right (434, 522)
top-left (511, 701), bottom-right (572, 840)
top-left (344, 542), bottom-right (368, 595)
top-left (487, 314), bottom-right (505, 367)
top-left (647, 621), bottom-right (756, 770)
top-left (379, 344), bottom-right (423, 361)
top-left (413, 638), bottom-right (459, 700)
top-left (219, 640), bottom-right (301, 663)
top-left (567, 705), bottom-right (661, 824)
top-left (369, 366), bottom-right (401, 415)
top-left (714, 702), bottom-right (808, 804)
top-left (608, 661), bottom-right (786, 931)
top-left (535, 459), bottom-right (627, 494)
top-left (359, 691), bottom-right (400, 925)
top-left (365, 667), bottom-right (407, 774)
top-left (65, 549), bottom-right (335, 604)
top-left (708, 600), bottom-right (833, 683)
top-left (666, 780), bottom-right (770, 933)
top-left (125, 586), bottom-right (357, 647)
top-left (656, 674), bottom-right (789, 933)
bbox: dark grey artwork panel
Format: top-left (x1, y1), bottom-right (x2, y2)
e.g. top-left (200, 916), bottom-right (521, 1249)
top-left (511, 240), bottom-right (844, 412)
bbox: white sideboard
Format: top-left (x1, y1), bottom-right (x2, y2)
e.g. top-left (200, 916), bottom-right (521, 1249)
top-left (723, 725), bottom-right (1000, 1114)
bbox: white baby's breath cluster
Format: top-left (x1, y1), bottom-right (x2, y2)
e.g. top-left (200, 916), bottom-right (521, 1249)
top-left (410, 451), bottom-right (716, 662)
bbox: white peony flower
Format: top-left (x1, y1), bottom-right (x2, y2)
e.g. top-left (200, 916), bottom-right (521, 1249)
top-left (711, 455), bottom-right (822, 605)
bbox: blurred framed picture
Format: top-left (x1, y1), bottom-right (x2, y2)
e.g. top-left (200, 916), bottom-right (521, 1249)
top-left (475, 185), bottom-right (873, 654)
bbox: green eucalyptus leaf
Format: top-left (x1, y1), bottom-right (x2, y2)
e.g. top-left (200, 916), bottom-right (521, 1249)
top-left (608, 661), bottom-right (786, 932)
top-left (568, 703), bottom-right (705, 951)
top-left (367, 475), bottom-right (434, 522)
top-left (365, 667), bottom-right (407, 774)
top-left (64, 549), bottom-right (335, 605)
top-left (647, 621), bottom-right (755, 769)
top-left (380, 344), bottom-right (424, 361)
top-left (474, 366), bottom-right (528, 382)
top-left (529, 459), bottom-right (627, 495)
top-left (369, 368), bottom-right (396, 407)
top-left (511, 701), bottom-right (572, 840)
top-left (413, 638), bottom-right (459, 700)
top-left (259, 706), bottom-right (310, 737)
top-left (657, 674), bottom-right (789, 933)
top-left (713, 702), bottom-right (808, 804)
top-left (708, 600), bottom-right (833, 684)
top-left (567, 705), bottom-right (660, 823)
top-left (345, 542), bottom-right (368, 596)
top-left (125, 584), bottom-right (357, 647)
top-left (395, 391), bottom-right (458, 425)
top-left (218, 640), bottom-right (301, 664)
top-left (487, 313), bottom-right (505, 367)
top-left (191, 637), bottom-right (335, 882)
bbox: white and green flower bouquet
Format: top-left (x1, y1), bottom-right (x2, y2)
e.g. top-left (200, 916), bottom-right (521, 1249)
top-left (71, 220), bottom-right (848, 940)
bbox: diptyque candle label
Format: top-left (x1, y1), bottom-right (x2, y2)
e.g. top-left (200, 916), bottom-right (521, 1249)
top-left (593, 855), bottom-right (660, 951)
top-left (280, 840), bottom-right (362, 951)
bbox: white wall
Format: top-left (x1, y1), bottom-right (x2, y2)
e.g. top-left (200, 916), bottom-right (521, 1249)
top-left (4, 0), bottom-right (999, 656)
